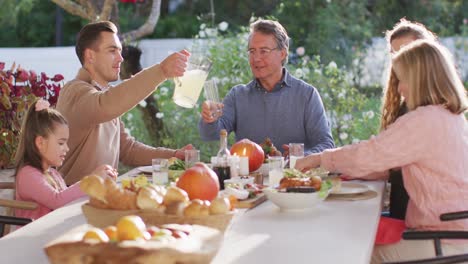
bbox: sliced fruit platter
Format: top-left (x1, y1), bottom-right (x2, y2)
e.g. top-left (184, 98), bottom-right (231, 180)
top-left (45, 215), bottom-right (222, 264)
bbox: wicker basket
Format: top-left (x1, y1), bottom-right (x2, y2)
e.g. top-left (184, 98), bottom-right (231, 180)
top-left (82, 203), bottom-right (235, 232)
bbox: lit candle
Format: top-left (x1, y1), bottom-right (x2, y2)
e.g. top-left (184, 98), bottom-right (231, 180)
top-left (239, 156), bottom-right (249, 176)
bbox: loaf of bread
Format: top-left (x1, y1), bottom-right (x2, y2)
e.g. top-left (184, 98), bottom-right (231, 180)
top-left (137, 187), bottom-right (164, 211)
top-left (163, 186), bottom-right (189, 206)
top-left (184, 199), bottom-right (210, 217)
top-left (80, 175), bottom-right (107, 203)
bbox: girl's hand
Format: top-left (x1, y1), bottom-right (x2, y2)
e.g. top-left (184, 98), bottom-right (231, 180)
top-left (92, 164), bottom-right (118, 180)
top-left (294, 153), bottom-right (321, 172)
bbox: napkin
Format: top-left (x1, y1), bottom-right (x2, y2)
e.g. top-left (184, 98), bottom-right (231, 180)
top-left (374, 216), bottom-right (406, 245)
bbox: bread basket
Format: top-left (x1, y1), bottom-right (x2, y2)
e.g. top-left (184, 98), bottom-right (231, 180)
top-left (82, 203), bottom-right (235, 232)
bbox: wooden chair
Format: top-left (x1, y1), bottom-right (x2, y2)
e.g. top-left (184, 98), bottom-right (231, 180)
top-left (384, 211), bottom-right (468, 264)
top-left (0, 181), bottom-right (37, 237)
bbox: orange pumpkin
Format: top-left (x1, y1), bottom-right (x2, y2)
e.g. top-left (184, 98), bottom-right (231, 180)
top-left (230, 139), bottom-right (265, 172)
top-left (176, 163), bottom-right (220, 201)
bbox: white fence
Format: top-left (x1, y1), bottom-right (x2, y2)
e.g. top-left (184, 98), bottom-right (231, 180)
top-left (0, 37), bottom-right (466, 86)
top-left (361, 37), bottom-right (468, 87)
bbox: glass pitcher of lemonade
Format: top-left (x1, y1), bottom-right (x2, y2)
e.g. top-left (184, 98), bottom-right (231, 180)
top-left (173, 54), bottom-right (212, 108)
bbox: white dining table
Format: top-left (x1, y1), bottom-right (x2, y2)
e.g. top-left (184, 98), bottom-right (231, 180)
top-left (0, 167), bottom-right (385, 264)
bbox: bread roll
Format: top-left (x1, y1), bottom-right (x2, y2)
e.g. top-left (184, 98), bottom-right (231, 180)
top-left (184, 199), bottom-right (210, 217)
top-left (165, 201), bottom-right (185, 216)
top-left (136, 187), bottom-right (164, 210)
top-left (209, 197), bottom-right (230, 215)
top-left (104, 178), bottom-right (138, 210)
top-left (88, 197), bottom-right (109, 209)
top-left (163, 186), bottom-right (189, 206)
top-left (148, 184), bottom-right (167, 197)
top-left (80, 175), bottom-right (107, 203)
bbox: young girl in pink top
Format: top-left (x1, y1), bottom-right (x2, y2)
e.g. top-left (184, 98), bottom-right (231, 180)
top-left (14, 99), bottom-right (117, 221)
top-left (295, 40), bottom-right (468, 263)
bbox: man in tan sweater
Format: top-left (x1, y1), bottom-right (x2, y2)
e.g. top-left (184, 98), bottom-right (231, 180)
top-left (56, 21), bottom-right (193, 185)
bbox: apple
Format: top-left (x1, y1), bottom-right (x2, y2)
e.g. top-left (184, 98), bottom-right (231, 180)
top-left (230, 139), bottom-right (265, 172)
top-left (176, 163), bottom-right (220, 201)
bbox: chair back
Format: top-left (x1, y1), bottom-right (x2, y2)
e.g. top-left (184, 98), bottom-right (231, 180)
top-left (0, 170), bottom-right (37, 237)
top-left (384, 253), bottom-right (468, 264)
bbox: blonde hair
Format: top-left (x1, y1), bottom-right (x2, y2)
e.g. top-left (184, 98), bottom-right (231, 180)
top-left (14, 99), bottom-right (68, 190)
top-left (381, 40), bottom-right (467, 129)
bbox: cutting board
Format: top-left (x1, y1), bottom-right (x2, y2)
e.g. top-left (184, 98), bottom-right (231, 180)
top-left (235, 193), bottom-right (267, 209)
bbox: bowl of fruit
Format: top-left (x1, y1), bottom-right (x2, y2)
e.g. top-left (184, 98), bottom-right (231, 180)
top-left (44, 215), bottom-right (223, 264)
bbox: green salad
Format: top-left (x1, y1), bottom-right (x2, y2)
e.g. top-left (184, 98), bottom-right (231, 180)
top-left (168, 159), bottom-right (186, 170)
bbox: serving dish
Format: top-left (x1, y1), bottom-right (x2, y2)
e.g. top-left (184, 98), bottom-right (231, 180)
top-left (263, 187), bottom-right (330, 211)
top-left (82, 203), bottom-right (235, 232)
top-left (45, 224), bottom-right (222, 264)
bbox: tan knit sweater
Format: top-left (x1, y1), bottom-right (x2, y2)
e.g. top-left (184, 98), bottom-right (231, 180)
top-left (56, 66), bottom-right (176, 185)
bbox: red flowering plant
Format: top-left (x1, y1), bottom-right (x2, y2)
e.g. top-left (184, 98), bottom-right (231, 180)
top-left (0, 62), bottom-right (64, 168)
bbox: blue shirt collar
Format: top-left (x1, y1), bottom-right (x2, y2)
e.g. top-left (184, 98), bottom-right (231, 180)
top-left (254, 68), bottom-right (291, 92)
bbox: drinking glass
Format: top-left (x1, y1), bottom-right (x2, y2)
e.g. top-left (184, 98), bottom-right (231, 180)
top-left (152, 158), bottom-right (169, 185)
top-left (289, 143), bottom-right (304, 169)
top-left (203, 79), bottom-right (222, 118)
top-left (268, 156), bottom-right (284, 188)
top-left (184, 149), bottom-right (200, 168)
top-left (173, 54), bottom-right (212, 108)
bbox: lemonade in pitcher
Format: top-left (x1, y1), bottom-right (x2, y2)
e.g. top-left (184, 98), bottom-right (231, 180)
top-left (173, 69), bottom-right (209, 108)
top-left (172, 54), bottom-right (212, 108)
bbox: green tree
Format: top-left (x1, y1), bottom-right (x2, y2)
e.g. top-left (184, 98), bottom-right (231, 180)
top-left (273, 0), bottom-right (373, 67)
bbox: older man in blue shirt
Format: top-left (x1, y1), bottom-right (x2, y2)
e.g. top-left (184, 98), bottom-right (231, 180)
top-left (199, 19), bottom-right (334, 155)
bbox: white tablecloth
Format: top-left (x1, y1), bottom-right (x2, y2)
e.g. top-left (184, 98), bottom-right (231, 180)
top-left (0, 172), bottom-right (384, 264)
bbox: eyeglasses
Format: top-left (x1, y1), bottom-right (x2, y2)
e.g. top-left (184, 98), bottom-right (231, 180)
top-left (247, 47), bottom-right (279, 58)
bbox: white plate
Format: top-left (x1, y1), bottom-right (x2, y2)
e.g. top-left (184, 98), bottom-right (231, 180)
top-left (331, 182), bottom-right (369, 195)
top-left (137, 166), bottom-right (153, 173)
